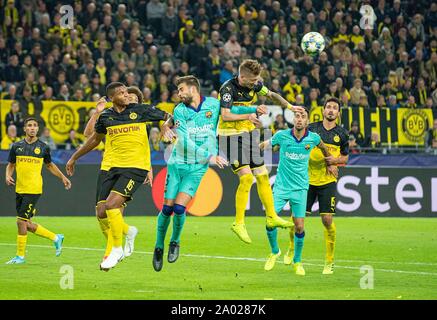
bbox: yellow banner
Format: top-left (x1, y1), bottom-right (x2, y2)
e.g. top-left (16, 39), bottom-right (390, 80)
top-left (397, 108), bottom-right (434, 145)
top-left (1, 100), bottom-right (106, 144)
top-left (1, 100), bottom-right (434, 146)
top-left (309, 106), bottom-right (434, 146)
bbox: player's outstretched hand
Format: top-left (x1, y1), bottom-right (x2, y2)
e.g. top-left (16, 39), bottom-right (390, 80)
top-left (256, 104), bottom-right (268, 116)
top-left (144, 170), bottom-right (153, 187)
top-left (210, 155), bottom-right (228, 169)
top-left (66, 159), bottom-right (76, 177)
top-left (63, 176), bottom-right (72, 190)
top-left (96, 96), bottom-right (107, 113)
top-left (5, 175), bottom-right (15, 186)
top-left (326, 165), bottom-right (338, 178)
top-left (248, 114), bottom-right (262, 128)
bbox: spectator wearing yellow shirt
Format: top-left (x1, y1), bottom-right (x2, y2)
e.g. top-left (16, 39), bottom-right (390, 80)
top-left (1, 124), bottom-right (20, 150)
top-left (350, 26), bottom-right (364, 49)
top-left (282, 74), bottom-right (302, 103)
top-left (332, 24), bottom-right (350, 45)
top-left (149, 127), bottom-right (166, 152)
top-left (239, 0), bottom-right (258, 19)
top-left (179, 20), bottom-right (196, 47)
top-left (156, 91), bottom-right (175, 115)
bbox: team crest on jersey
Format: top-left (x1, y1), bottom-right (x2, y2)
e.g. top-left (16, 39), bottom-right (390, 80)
top-left (206, 111), bottom-right (212, 118)
top-left (129, 112), bottom-right (138, 120)
top-left (334, 135), bottom-right (340, 143)
top-left (34, 147), bottom-right (41, 155)
top-left (233, 160), bottom-right (240, 167)
top-left (305, 144), bottom-right (311, 150)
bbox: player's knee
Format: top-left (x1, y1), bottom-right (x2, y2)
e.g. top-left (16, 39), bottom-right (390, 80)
top-left (239, 173), bottom-right (253, 191)
top-left (294, 220), bottom-right (305, 233)
top-left (253, 165), bottom-right (268, 177)
top-left (173, 204), bottom-right (186, 215)
top-left (96, 203), bottom-right (107, 219)
top-left (162, 204), bottom-right (174, 216)
top-left (104, 199), bottom-right (120, 210)
top-left (27, 222), bottom-right (37, 232)
top-left (295, 225), bottom-right (305, 234)
top-left (16, 219), bottom-right (26, 229)
top-left (322, 215), bottom-right (333, 227)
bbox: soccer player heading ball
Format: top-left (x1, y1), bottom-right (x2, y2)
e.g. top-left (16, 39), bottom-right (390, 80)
top-left (217, 59), bottom-right (305, 244)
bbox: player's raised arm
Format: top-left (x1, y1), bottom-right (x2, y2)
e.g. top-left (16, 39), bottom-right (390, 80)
top-left (66, 131), bottom-right (105, 176)
top-left (84, 97), bottom-right (107, 138)
top-left (255, 82), bottom-right (306, 113)
top-left (139, 105), bottom-right (176, 141)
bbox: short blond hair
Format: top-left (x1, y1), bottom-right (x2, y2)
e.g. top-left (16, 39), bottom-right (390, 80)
top-left (239, 59), bottom-right (262, 76)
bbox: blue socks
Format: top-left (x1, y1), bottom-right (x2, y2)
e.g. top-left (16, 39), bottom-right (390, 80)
top-left (155, 205), bottom-right (173, 249)
top-left (170, 204), bottom-right (186, 244)
top-left (266, 226), bottom-right (280, 254)
top-left (293, 231), bottom-right (305, 263)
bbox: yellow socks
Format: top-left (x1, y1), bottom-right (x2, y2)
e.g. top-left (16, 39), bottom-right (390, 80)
top-left (254, 173), bottom-right (277, 219)
top-left (324, 222), bottom-right (336, 263)
top-left (34, 224), bottom-right (57, 241)
top-left (97, 217), bottom-right (113, 257)
top-left (98, 215), bottom-right (129, 257)
top-left (235, 173), bottom-right (253, 224)
top-left (106, 208), bottom-right (124, 247)
top-left (17, 234), bottom-right (27, 257)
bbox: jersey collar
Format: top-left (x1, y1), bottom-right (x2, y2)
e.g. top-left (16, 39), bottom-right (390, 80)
top-left (185, 96), bottom-right (205, 113)
top-left (291, 128), bottom-right (309, 143)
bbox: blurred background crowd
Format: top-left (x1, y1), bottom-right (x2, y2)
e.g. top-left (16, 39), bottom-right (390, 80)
top-left (0, 0), bottom-right (436, 153)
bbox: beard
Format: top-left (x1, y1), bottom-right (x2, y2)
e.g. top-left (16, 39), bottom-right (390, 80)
top-left (325, 113), bottom-right (337, 121)
top-left (180, 95), bottom-right (193, 105)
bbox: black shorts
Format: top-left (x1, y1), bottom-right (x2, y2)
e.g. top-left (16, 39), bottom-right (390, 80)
top-left (306, 182), bottom-right (337, 215)
top-left (97, 167), bottom-right (148, 203)
top-left (16, 193), bottom-right (41, 221)
top-left (218, 131), bottom-right (264, 173)
top-left (95, 169), bottom-right (109, 204)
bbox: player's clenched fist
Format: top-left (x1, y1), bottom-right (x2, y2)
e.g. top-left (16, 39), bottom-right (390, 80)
top-left (63, 177), bottom-right (72, 190)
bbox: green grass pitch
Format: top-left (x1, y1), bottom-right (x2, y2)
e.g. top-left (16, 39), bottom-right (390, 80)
top-left (0, 216), bottom-right (436, 300)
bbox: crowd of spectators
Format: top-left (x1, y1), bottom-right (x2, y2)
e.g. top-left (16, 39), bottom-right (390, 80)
top-left (0, 0), bottom-right (436, 152)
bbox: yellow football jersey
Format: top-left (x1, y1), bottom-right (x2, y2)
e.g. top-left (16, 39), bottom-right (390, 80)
top-left (95, 104), bottom-right (168, 171)
top-left (8, 139), bottom-right (52, 194)
top-left (218, 76), bottom-right (264, 136)
top-left (308, 121), bottom-right (350, 186)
